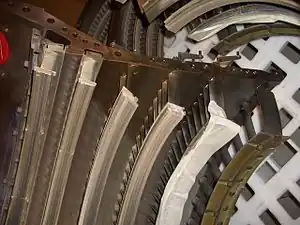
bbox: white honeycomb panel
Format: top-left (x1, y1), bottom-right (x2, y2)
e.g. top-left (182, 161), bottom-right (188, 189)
top-left (164, 28), bottom-right (300, 225)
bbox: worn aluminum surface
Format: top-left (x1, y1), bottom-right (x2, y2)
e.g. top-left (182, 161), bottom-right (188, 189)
top-left (188, 4), bottom-right (300, 42)
top-left (79, 87), bottom-right (138, 225)
top-left (201, 89), bottom-right (285, 225)
top-left (164, 0), bottom-right (300, 33)
top-left (114, 103), bottom-right (185, 225)
top-left (209, 23), bottom-right (300, 58)
top-left (156, 101), bottom-right (240, 225)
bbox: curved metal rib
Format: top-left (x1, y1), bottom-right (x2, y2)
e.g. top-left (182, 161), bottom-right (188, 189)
top-left (164, 0), bottom-right (300, 33)
top-left (42, 79), bottom-right (96, 225)
top-left (201, 89), bottom-right (285, 225)
top-left (41, 54), bottom-right (102, 225)
top-left (188, 4), bottom-right (300, 42)
top-left (5, 38), bottom-right (65, 225)
top-left (209, 23), bottom-right (300, 58)
top-left (143, 0), bottom-right (179, 22)
top-left (184, 96), bottom-right (258, 225)
top-left (78, 87), bottom-right (138, 225)
top-left (156, 101), bottom-right (240, 225)
top-left (115, 103), bottom-right (185, 225)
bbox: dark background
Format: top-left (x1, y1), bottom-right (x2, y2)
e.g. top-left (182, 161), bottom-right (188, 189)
top-left (25, 0), bottom-right (87, 25)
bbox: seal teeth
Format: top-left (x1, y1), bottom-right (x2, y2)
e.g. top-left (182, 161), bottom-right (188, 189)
top-left (186, 110), bottom-right (196, 137)
top-left (192, 102), bottom-right (202, 131)
top-left (153, 192), bottom-right (161, 205)
top-left (136, 135), bottom-right (142, 149)
top-left (113, 82), bottom-right (170, 224)
top-left (198, 93), bottom-right (207, 125)
top-left (160, 173), bottom-right (168, 186)
top-left (171, 141), bottom-right (182, 163)
top-left (181, 120), bottom-right (191, 146)
top-left (176, 130), bottom-right (187, 154)
top-left (167, 154), bottom-right (177, 170)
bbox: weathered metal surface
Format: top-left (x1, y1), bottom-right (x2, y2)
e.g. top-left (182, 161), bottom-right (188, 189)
top-left (209, 23), bottom-right (300, 58)
top-left (201, 88), bottom-right (285, 225)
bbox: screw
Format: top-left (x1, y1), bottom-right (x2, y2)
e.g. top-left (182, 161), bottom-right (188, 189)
top-left (223, 206), bottom-right (229, 211)
top-left (110, 41), bottom-right (116, 47)
top-left (229, 192), bottom-right (235, 196)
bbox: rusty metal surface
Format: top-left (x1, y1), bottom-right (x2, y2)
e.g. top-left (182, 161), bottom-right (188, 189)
top-left (201, 88), bottom-right (285, 225)
top-left (164, 0), bottom-right (300, 33)
top-left (209, 23), bottom-right (300, 58)
top-left (0, 7), bottom-right (33, 224)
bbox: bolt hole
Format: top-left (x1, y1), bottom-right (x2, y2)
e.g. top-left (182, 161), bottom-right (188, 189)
top-left (247, 166), bottom-right (253, 170)
top-left (22, 6), bottom-right (30, 12)
top-left (8, 2), bottom-right (14, 7)
top-left (62, 27), bottom-right (68, 32)
top-left (72, 32), bottom-right (78, 38)
top-left (82, 39), bottom-right (88, 44)
top-left (114, 51), bottom-right (122, 57)
top-left (47, 18), bottom-right (55, 24)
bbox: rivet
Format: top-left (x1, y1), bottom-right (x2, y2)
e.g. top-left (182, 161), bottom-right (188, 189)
top-left (72, 32), bottom-right (78, 38)
top-left (247, 166), bottom-right (253, 171)
top-left (47, 18), bottom-right (55, 24)
top-left (223, 206), bottom-right (229, 211)
top-left (22, 6), bottom-right (30, 12)
top-left (17, 107), bottom-right (23, 113)
top-left (8, 2), bottom-right (14, 7)
top-left (114, 51), bottom-right (122, 57)
top-left (257, 155), bottom-right (264, 159)
top-left (237, 178), bottom-right (244, 183)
